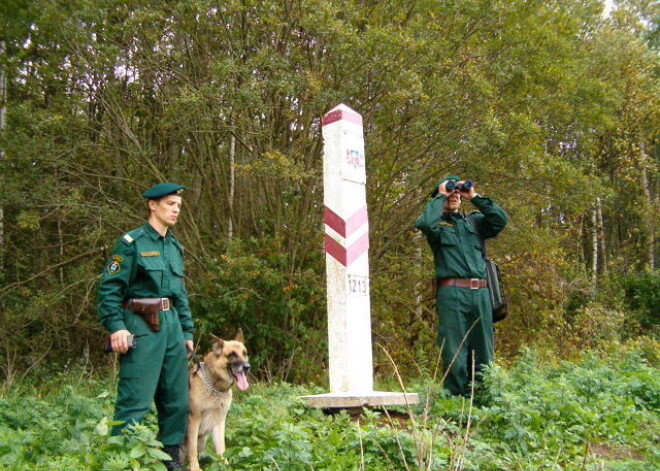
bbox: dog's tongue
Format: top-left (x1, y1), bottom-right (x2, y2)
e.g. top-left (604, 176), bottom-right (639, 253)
top-left (233, 371), bottom-right (249, 391)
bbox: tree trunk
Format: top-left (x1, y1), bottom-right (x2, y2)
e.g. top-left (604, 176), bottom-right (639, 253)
top-left (228, 120), bottom-right (236, 241)
top-left (639, 142), bottom-right (655, 270)
top-left (414, 237), bottom-right (424, 322)
top-left (0, 41), bottom-right (6, 271)
top-left (596, 197), bottom-right (606, 273)
top-left (591, 204), bottom-right (598, 284)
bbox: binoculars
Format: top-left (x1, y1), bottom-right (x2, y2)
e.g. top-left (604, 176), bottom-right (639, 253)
top-left (445, 180), bottom-right (473, 192)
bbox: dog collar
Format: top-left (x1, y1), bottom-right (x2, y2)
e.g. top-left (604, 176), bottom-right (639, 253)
top-left (199, 363), bottom-right (231, 396)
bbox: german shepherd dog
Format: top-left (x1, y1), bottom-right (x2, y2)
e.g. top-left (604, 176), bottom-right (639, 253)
top-left (183, 330), bottom-right (250, 471)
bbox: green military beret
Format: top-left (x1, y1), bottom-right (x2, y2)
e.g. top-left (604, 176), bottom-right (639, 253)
top-left (142, 183), bottom-right (186, 199)
top-left (431, 175), bottom-right (460, 196)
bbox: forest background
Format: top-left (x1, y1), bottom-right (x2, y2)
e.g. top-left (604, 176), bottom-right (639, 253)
top-left (0, 0), bottom-right (658, 388)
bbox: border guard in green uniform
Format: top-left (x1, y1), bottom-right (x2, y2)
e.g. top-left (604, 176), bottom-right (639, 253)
top-left (98, 183), bottom-right (194, 470)
top-left (416, 176), bottom-right (508, 396)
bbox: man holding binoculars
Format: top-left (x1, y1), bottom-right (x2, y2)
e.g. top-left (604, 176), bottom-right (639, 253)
top-left (415, 176), bottom-right (508, 397)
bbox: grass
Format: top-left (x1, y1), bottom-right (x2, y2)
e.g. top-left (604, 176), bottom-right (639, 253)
top-left (0, 346), bottom-right (658, 471)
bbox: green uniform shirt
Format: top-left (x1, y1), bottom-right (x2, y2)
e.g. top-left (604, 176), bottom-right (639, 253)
top-left (97, 223), bottom-right (194, 341)
top-left (415, 194), bottom-right (508, 279)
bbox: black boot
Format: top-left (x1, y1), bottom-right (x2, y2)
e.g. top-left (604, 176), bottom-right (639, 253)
top-left (162, 445), bottom-right (186, 471)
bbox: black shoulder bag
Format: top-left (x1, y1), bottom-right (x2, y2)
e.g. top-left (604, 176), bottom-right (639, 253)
top-left (468, 214), bottom-right (508, 323)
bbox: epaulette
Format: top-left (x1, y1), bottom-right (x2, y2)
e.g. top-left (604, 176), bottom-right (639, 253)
top-left (121, 228), bottom-right (145, 246)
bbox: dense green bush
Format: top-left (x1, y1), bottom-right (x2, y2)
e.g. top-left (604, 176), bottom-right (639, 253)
top-left (1, 346), bottom-right (657, 470)
top-left (192, 237), bottom-right (327, 383)
top-left (622, 270), bottom-right (660, 339)
top-left (543, 269), bottom-right (660, 358)
top-left (479, 349), bottom-right (659, 470)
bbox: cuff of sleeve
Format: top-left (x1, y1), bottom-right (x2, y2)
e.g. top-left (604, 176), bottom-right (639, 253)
top-left (183, 332), bottom-right (194, 341)
top-left (107, 320), bottom-right (128, 333)
top-left (471, 195), bottom-right (491, 205)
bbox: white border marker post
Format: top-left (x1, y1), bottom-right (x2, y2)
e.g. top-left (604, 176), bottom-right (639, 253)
top-left (301, 104), bottom-right (418, 408)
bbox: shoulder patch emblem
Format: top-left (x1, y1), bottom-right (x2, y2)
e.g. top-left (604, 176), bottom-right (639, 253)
top-left (106, 255), bottom-right (124, 275)
top-left (140, 251), bottom-right (160, 257)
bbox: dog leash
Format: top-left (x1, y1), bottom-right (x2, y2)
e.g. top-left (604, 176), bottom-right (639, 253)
top-left (186, 345), bottom-right (203, 373)
top-left (186, 345), bottom-right (231, 396)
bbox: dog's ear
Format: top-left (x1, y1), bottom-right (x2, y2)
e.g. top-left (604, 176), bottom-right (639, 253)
top-left (210, 333), bottom-right (224, 352)
top-left (234, 328), bottom-right (244, 343)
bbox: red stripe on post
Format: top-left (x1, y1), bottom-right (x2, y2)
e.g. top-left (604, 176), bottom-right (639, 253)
top-left (345, 206), bottom-right (368, 236)
top-left (324, 232), bottom-right (369, 268)
top-left (322, 108), bottom-right (363, 127)
top-left (324, 205), bottom-right (368, 238)
top-left (324, 234), bottom-right (347, 266)
top-left (324, 206), bottom-right (346, 238)
top-left (346, 232), bottom-right (370, 266)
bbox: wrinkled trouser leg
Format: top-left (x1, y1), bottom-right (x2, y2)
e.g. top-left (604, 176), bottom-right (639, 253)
top-left (437, 286), bottom-right (493, 396)
top-left (155, 310), bottom-right (188, 446)
top-left (112, 309), bottom-right (188, 445)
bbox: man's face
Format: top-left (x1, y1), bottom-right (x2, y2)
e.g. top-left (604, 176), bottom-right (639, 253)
top-left (443, 189), bottom-right (461, 212)
top-left (150, 195), bottom-right (182, 227)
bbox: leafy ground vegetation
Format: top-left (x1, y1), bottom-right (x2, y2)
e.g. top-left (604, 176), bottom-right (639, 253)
top-left (1, 346), bottom-right (657, 471)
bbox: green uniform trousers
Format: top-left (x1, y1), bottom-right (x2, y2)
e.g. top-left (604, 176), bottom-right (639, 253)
top-left (113, 308), bottom-right (189, 445)
top-left (436, 284), bottom-right (493, 396)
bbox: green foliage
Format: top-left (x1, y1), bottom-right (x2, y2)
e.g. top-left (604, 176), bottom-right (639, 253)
top-left (0, 384), bottom-right (108, 470)
top-left (476, 348), bottom-right (660, 470)
top-left (546, 268), bottom-right (660, 357)
top-left (1, 347), bottom-right (658, 470)
top-left (223, 385), bottom-right (365, 470)
top-left (193, 237), bottom-right (327, 383)
top-left (622, 270), bottom-right (660, 337)
top-left (0, 382), bottom-right (175, 471)
top-left (98, 424), bottom-right (170, 471)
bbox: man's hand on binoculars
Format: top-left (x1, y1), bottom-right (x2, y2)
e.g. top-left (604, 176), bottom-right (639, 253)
top-left (460, 181), bottom-right (476, 200)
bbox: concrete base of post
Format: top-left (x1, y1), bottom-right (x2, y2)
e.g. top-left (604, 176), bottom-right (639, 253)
top-left (300, 391), bottom-right (419, 409)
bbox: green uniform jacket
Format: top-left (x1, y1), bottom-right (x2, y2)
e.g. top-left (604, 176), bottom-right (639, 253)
top-left (97, 223), bottom-right (194, 341)
top-left (415, 194), bottom-right (508, 279)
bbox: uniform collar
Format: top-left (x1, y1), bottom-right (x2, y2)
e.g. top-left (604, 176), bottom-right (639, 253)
top-left (143, 222), bottom-right (169, 240)
top-left (442, 211), bottom-right (464, 221)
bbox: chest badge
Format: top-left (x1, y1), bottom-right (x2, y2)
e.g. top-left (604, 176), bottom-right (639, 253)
top-left (439, 221), bottom-right (455, 227)
top-left (140, 251), bottom-right (161, 257)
